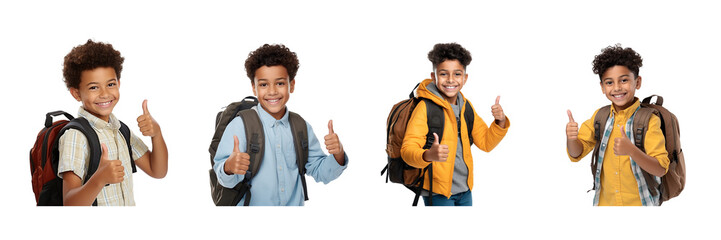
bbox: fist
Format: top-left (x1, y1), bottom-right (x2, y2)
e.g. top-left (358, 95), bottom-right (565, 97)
top-left (137, 99), bottom-right (160, 137)
top-left (423, 132), bottom-right (449, 162)
top-left (324, 120), bottom-right (343, 155)
top-left (566, 110), bottom-right (578, 140)
top-left (224, 135), bottom-right (251, 175)
top-left (97, 143), bottom-right (125, 185)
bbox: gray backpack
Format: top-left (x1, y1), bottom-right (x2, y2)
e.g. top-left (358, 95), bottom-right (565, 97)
top-left (208, 96), bottom-right (309, 206)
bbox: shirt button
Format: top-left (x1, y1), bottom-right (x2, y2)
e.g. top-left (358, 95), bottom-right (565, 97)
top-left (281, 188), bottom-right (285, 192)
top-left (615, 172), bottom-right (618, 175)
top-left (616, 190), bottom-right (619, 193)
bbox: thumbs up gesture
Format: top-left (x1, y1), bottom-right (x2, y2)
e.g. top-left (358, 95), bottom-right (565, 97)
top-left (566, 110), bottom-right (578, 140)
top-left (137, 99), bottom-right (160, 138)
top-left (423, 132), bottom-right (449, 162)
top-left (613, 125), bottom-right (634, 156)
top-left (96, 143), bottom-right (125, 185)
top-left (324, 120), bottom-right (344, 156)
top-left (491, 96), bottom-right (506, 127)
top-left (224, 135), bottom-right (251, 175)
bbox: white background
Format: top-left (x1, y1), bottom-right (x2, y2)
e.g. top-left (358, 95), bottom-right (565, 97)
top-left (1, 0), bottom-right (719, 239)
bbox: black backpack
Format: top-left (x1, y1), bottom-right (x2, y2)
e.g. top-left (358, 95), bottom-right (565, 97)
top-left (30, 111), bottom-right (136, 206)
top-left (208, 96), bottom-right (310, 206)
top-left (381, 84), bottom-right (474, 206)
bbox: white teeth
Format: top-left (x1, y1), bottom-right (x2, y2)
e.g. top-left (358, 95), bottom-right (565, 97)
top-left (267, 99), bottom-right (279, 103)
top-left (97, 101), bottom-right (111, 106)
top-left (444, 86), bottom-right (457, 89)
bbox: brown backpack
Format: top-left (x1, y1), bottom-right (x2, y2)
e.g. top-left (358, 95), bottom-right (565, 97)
top-left (591, 95), bottom-right (685, 204)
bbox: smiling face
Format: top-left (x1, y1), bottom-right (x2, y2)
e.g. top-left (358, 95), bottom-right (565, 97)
top-left (430, 59), bottom-right (468, 105)
top-left (251, 65), bottom-right (295, 120)
top-left (600, 65), bottom-right (642, 110)
top-left (69, 67), bottom-right (120, 122)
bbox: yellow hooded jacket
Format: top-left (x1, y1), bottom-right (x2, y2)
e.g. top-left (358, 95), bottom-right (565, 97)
top-left (400, 79), bottom-right (510, 198)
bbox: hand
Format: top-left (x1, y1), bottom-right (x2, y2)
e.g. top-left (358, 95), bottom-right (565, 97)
top-left (224, 135), bottom-right (251, 175)
top-left (566, 110), bottom-right (578, 140)
top-left (324, 120), bottom-right (343, 155)
top-left (491, 96), bottom-right (506, 126)
top-left (423, 132), bottom-right (449, 162)
top-left (137, 99), bottom-right (160, 137)
top-left (613, 125), bottom-right (635, 156)
top-left (96, 143), bottom-right (125, 185)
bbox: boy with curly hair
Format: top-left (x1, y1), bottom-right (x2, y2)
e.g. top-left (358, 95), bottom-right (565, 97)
top-left (566, 44), bottom-right (669, 206)
top-left (58, 39), bottom-right (168, 206)
top-left (212, 44), bottom-right (348, 206)
top-left (400, 43), bottom-right (510, 206)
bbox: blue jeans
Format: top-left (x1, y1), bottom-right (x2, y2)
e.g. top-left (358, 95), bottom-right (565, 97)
top-left (422, 190), bottom-right (472, 206)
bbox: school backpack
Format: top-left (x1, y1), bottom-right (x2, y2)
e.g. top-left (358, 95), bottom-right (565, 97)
top-left (208, 96), bottom-right (310, 206)
top-left (590, 95), bottom-right (685, 205)
top-left (30, 110), bottom-right (136, 206)
top-left (381, 83), bottom-right (474, 206)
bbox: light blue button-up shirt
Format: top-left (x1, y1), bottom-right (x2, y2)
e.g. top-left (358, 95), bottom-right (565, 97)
top-left (213, 105), bottom-right (348, 206)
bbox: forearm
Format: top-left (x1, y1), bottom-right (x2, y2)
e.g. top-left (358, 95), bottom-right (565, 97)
top-left (63, 175), bottom-right (104, 206)
top-left (333, 152), bottom-right (345, 166)
top-left (146, 132), bottom-right (169, 178)
top-left (629, 148), bottom-right (667, 177)
top-left (567, 139), bottom-right (583, 159)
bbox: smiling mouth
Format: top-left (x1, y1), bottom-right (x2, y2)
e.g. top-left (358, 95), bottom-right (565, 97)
top-left (611, 93), bottom-right (626, 99)
top-left (266, 98), bottom-right (281, 105)
top-left (442, 85), bottom-right (458, 90)
top-left (96, 100), bottom-right (113, 107)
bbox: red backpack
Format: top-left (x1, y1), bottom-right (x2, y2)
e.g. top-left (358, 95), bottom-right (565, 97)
top-left (30, 111), bottom-right (136, 206)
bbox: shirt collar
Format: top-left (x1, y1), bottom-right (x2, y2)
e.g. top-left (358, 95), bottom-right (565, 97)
top-left (78, 107), bottom-right (120, 131)
top-left (255, 103), bottom-right (289, 127)
top-left (610, 97), bottom-right (641, 117)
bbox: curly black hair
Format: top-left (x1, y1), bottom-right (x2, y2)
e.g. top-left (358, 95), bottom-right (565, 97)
top-left (428, 43), bottom-right (472, 69)
top-left (63, 39), bottom-right (124, 89)
top-left (244, 44), bottom-right (299, 83)
top-left (592, 44), bottom-right (643, 80)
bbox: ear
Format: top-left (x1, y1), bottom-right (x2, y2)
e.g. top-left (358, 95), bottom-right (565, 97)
top-left (70, 87), bottom-right (81, 101)
top-left (289, 79), bottom-right (295, 94)
top-left (635, 76), bottom-right (642, 90)
top-left (430, 72), bottom-right (436, 81)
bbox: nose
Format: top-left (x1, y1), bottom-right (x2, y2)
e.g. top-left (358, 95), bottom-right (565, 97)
top-left (99, 86), bottom-right (109, 99)
top-left (269, 83), bottom-right (278, 95)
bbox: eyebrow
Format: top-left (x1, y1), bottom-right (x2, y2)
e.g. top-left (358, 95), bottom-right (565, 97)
top-left (84, 78), bottom-right (117, 86)
top-left (602, 75), bottom-right (630, 81)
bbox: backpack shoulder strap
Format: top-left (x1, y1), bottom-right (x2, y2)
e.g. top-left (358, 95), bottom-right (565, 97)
top-left (118, 121), bottom-right (137, 173)
top-left (463, 100), bottom-right (474, 146)
top-left (632, 107), bottom-right (657, 152)
top-left (288, 111), bottom-right (310, 201)
top-left (237, 109), bottom-right (265, 182)
top-left (423, 99), bottom-right (444, 149)
top-left (590, 105), bottom-right (611, 188)
top-left (236, 109), bottom-right (265, 206)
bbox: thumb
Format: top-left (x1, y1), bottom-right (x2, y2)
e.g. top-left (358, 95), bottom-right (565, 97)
top-left (328, 120), bottom-right (334, 134)
top-left (432, 132), bottom-right (440, 145)
top-left (567, 110), bottom-right (575, 123)
top-left (618, 125), bottom-right (626, 136)
top-left (101, 143), bottom-right (109, 160)
top-left (233, 135), bottom-right (240, 153)
top-left (495, 95), bottom-right (500, 105)
top-left (142, 99), bottom-right (150, 115)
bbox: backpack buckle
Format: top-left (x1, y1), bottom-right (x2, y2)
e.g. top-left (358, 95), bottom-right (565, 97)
top-left (250, 143), bottom-right (260, 153)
